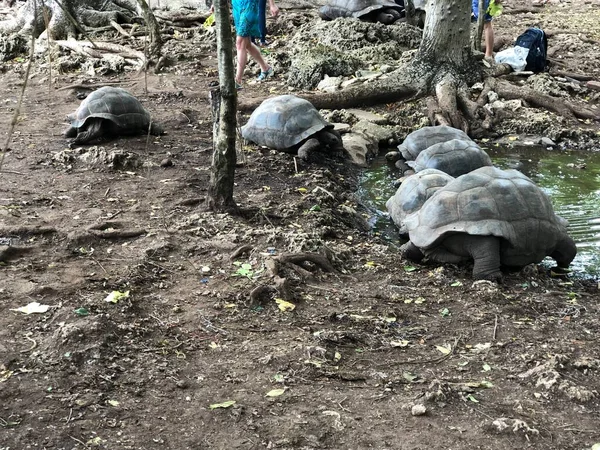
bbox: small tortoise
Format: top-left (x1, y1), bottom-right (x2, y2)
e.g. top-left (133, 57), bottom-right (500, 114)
top-left (65, 86), bottom-right (163, 144)
top-left (398, 125), bottom-right (472, 161)
top-left (401, 166), bottom-right (577, 281)
top-left (241, 95), bottom-right (342, 160)
top-left (386, 168), bottom-right (454, 236)
top-left (319, 0), bottom-right (404, 24)
top-left (406, 139), bottom-right (493, 177)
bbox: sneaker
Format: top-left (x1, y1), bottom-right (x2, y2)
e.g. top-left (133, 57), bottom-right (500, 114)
top-left (235, 82), bottom-right (243, 90)
top-left (257, 67), bottom-right (274, 81)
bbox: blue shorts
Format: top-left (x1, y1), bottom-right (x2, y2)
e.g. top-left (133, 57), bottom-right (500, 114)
top-left (472, 0), bottom-right (492, 22)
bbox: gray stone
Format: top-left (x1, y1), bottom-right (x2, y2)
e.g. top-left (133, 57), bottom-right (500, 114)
top-left (317, 75), bottom-right (342, 93)
top-left (345, 109), bottom-right (388, 125)
top-left (411, 404), bottom-right (427, 416)
top-left (540, 137), bottom-right (556, 147)
top-left (342, 132), bottom-right (378, 167)
top-left (332, 123), bottom-right (352, 134)
top-left (353, 120), bottom-right (397, 145)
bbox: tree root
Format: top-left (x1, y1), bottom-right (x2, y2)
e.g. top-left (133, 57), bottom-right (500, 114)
top-left (54, 39), bottom-right (145, 62)
top-left (249, 252), bottom-right (337, 305)
top-left (238, 66), bottom-right (427, 113)
top-left (490, 78), bottom-right (600, 121)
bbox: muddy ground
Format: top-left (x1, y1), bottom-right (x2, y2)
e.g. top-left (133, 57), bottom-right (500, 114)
top-left (1, 0), bottom-right (600, 449)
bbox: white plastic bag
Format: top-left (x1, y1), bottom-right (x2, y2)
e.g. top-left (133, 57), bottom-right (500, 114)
top-left (494, 46), bottom-right (530, 72)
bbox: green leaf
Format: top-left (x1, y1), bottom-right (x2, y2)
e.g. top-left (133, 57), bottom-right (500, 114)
top-left (209, 400), bottom-right (236, 409)
top-left (309, 205), bottom-right (321, 212)
top-left (466, 394), bottom-right (479, 403)
top-left (74, 307), bottom-right (89, 316)
top-left (403, 265), bottom-right (417, 272)
top-left (439, 308), bottom-right (450, 317)
top-left (482, 363), bottom-right (492, 372)
top-left (450, 281), bottom-right (463, 287)
top-left (203, 13), bottom-right (215, 28)
top-left (591, 443), bottom-right (600, 450)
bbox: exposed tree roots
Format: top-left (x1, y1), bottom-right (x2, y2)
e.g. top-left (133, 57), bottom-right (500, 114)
top-left (249, 252), bottom-right (337, 305)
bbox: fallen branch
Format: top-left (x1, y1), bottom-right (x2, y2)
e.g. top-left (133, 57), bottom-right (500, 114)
top-left (491, 78), bottom-right (600, 121)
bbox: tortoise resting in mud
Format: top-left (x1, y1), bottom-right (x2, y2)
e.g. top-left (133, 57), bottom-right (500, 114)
top-left (386, 168), bottom-right (454, 237)
top-left (64, 86), bottom-right (163, 145)
top-left (241, 95), bottom-right (343, 160)
top-left (319, 0), bottom-right (405, 25)
top-left (407, 139), bottom-right (493, 177)
top-left (398, 125), bottom-right (472, 161)
top-left (401, 166), bottom-right (577, 282)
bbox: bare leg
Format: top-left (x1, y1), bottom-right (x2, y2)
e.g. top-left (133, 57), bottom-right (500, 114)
top-left (236, 36), bottom-right (269, 84)
top-left (483, 21), bottom-right (494, 57)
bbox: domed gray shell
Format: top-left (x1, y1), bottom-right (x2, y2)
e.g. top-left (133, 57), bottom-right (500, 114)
top-left (404, 166), bottom-right (573, 266)
top-left (398, 125), bottom-right (472, 161)
top-left (241, 95), bottom-right (332, 151)
top-left (68, 86), bottom-right (151, 131)
top-left (386, 168), bottom-right (454, 236)
top-left (319, 0), bottom-right (403, 20)
top-left (406, 139), bottom-right (493, 177)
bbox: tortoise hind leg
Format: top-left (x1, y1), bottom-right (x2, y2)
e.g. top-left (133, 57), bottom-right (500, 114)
top-left (73, 118), bottom-right (106, 144)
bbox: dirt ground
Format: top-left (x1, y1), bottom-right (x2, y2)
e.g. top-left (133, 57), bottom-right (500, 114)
top-left (1, 1), bottom-right (600, 449)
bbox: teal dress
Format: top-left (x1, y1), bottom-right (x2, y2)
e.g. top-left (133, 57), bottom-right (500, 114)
top-left (232, 0), bottom-right (261, 38)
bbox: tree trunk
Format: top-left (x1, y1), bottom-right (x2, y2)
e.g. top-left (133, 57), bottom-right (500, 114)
top-left (206, 0), bottom-right (238, 212)
top-left (135, 0), bottom-right (162, 59)
top-left (0, 0), bottom-right (142, 40)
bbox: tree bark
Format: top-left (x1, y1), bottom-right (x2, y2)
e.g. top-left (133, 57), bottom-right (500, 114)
top-left (135, 0), bottom-right (162, 59)
top-left (206, 0), bottom-right (238, 212)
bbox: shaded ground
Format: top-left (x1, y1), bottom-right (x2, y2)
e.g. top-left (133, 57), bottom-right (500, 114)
top-left (1, 0), bottom-right (599, 449)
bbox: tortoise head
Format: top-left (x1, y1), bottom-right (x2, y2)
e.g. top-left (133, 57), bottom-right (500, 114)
top-left (551, 236), bottom-right (577, 268)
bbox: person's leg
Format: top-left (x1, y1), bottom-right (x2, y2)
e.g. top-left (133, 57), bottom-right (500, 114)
top-left (236, 36), bottom-right (250, 84)
top-left (246, 41), bottom-right (270, 72)
top-left (258, 0), bottom-right (267, 45)
top-left (483, 21), bottom-right (494, 57)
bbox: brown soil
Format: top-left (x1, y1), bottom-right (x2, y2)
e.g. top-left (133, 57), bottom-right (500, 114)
top-left (1, 1), bottom-right (599, 449)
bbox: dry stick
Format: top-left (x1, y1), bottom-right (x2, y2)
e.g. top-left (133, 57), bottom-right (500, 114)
top-left (42, 7), bottom-right (53, 96)
top-left (0, 0), bottom-right (37, 174)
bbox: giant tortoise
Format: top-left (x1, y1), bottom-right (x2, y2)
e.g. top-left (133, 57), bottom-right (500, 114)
top-left (386, 168), bottom-right (454, 236)
top-left (406, 139), bottom-right (493, 177)
top-left (401, 166), bottom-right (577, 281)
top-left (319, 0), bottom-right (404, 24)
top-left (64, 86), bottom-right (163, 144)
top-left (241, 95), bottom-right (343, 160)
top-left (398, 125), bottom-right (472, 161)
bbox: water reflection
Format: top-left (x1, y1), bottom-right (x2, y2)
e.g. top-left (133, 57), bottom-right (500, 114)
top-left (359, 147), bottom-right (600, 279)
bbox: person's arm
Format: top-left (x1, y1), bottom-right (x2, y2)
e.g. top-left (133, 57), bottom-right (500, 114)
top-left (268, 0), bottom-right (279, 17)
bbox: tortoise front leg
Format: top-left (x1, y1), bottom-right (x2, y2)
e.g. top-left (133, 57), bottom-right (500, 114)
top-left (73, 118), bottom-right (105, 144)
top-left (297, 138), bottom-right (321, 161)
